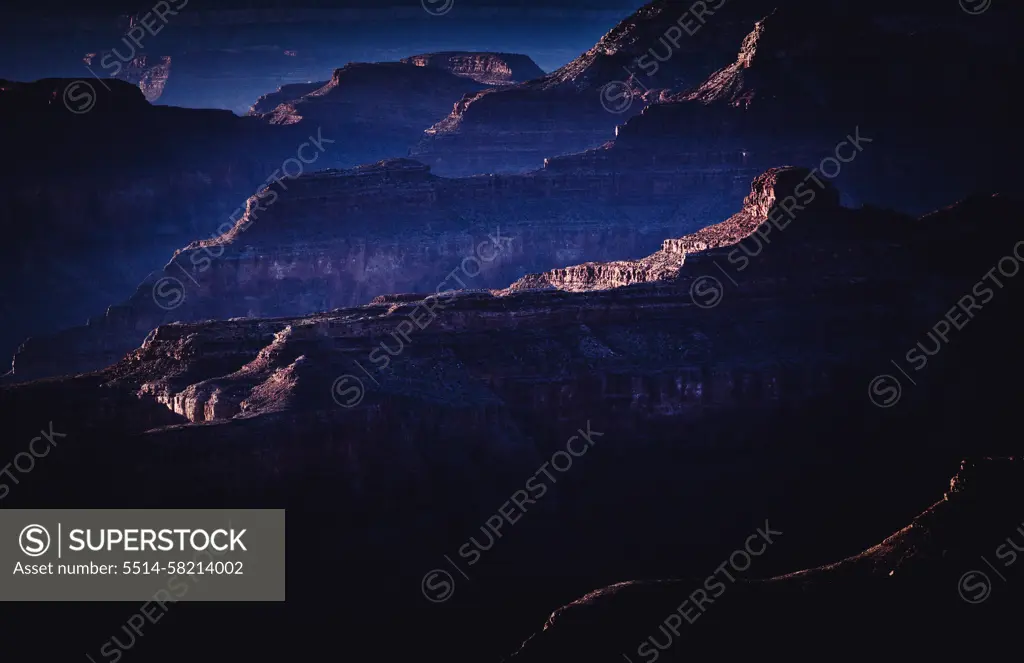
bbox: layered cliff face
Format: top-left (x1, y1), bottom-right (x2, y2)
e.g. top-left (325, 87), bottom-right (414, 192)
top-left (2, 168), bottom-right (1014, 436)
top-left (9, 157), bottom-right (747, 381)
top-left (5, 170), bottom-right (1018, 483)
top-left (400, 52), bottom-right (546, 85)
top-left (1, 170), bottom-right (1020, 663)
top-left (51, 167), bottom-right (1018, 428)
top-left (411, 0), bottom-right (770, 176)
top-left (506, 167), bottom-right (840, 292)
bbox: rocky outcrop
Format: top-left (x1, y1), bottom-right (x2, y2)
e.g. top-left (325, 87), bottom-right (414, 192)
top-left (248, 80), bottom-right (327, 115)
top-left (400, 52), bottom-right (545, 85)
top-left (506, 166), bottom-right (839, 292)
top-left (83, 53), bottom-right (172, 102)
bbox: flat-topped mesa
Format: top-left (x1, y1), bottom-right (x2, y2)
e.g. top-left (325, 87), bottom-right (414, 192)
top-left (507, 166), bottom-right (840, 293)
top-left (249, 61), bottom-right (489, 158)
top-left (399, 52), bottom-right (545, 85)
top-left (317, 60), bottom-right (486, 92)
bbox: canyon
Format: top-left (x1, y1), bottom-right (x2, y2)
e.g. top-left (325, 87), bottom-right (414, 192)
top-left (0, 167), bottom-right (1019, 662)
top-left (0, 3), bottom-right (1020, 661)
top-left (8, 0), bottom-right (1020, 380)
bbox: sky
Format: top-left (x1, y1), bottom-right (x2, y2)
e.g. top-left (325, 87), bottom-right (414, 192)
top-left (12, 0), bottom-right (650, 11)
top-left (2, 0), bottom-right (651, 89)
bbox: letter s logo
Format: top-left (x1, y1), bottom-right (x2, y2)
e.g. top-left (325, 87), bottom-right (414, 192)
top-left (19, 525), bottom-right (51, 557)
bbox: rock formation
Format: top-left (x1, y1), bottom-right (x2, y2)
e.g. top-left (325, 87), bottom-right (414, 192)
top-left (4, 4), bottom-right (1019, 662)
top-left (411, 0), bottom-right (767, 176)
top-left (33, 166), bottom-right (1016, 424)
top-left (505, 166), bottom-right (839, 292)
top-left (9, 156), bottom-right (746, 381)
top-left (411, 0), bottom-right (1023, 201)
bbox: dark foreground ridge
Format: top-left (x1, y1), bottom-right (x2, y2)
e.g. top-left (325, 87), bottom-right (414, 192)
top-left (510, 457), bottom-right (1024, 662)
